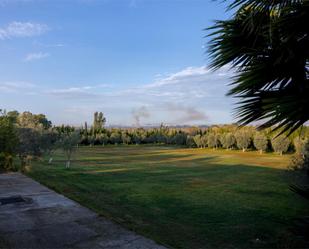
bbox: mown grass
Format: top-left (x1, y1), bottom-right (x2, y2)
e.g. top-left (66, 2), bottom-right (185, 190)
top-left (27, 145), bottom-right (308, 248)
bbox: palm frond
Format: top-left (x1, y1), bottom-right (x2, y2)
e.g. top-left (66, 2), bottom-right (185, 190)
top-left (208, 0), bottom-right (309, 135)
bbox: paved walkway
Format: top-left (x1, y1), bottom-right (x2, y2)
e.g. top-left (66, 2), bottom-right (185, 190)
top-left (0, 173), bottom-right (167, 249)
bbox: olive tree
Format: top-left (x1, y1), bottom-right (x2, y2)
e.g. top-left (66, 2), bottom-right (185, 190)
top-left (17, 128), bottom-right (41, 171)
top-left (57, 132), bottom-right (80, 168)
top-left (253, 133), bottom-right (268, 154)
top-left (294, 137), bottom-right (308, 156)
top-left (200, 135), bottom-right (208, 148)
top-left (235, 131), bottom-right (252, 152)
top-left (186, 135), bottom-right (195, 148)
top-left (121, 133), bottom-right (131, 145)
top-left (39, 131), bottom-right (58, 164)
top-left (193, 135), bottom-right (202, 148)
top-left (221, 133), bottom-right (236, 150)
top-left (110, 132), bottom-right (121, 145)
top-left (271, 136), bottom-right (290, 155)
top-left (207, 133), bottom-right (220, 149)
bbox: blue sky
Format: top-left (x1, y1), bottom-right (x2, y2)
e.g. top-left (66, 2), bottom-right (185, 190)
top-left (0, 0), bottom-right (235, 126)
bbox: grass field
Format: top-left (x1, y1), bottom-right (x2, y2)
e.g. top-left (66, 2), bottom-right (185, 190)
top-left (27, 145), bottom-right (308, 249)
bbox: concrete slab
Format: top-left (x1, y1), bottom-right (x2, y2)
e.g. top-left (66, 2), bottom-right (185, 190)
top-left (0, 173), bottom-right (167, 249)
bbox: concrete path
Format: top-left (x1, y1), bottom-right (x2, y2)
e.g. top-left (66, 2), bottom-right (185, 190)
top-left (0, 173), bottom-right (167, 249)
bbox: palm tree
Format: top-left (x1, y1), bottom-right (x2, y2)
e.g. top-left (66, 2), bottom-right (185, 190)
top-left (208, 0), bottom-right (309, 135)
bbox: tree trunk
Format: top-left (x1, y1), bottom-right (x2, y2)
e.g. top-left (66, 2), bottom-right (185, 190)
top-left (48, 157), bottom-right (53, 164)
top-left (66, 160), bottom-right (71, 168)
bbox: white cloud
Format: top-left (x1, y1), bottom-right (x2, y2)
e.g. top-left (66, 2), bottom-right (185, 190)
top-left (47, 86), bottom-right (101, 99)
top-left (32, 41), bottom-right (65, 48)
top-left (0, 81), bottom-right (35, 92)
top-left (1, 65), bottom-right (234, 125)
top-left (24, 52), bottom-right (50, 62)
top-left (0, 22), bottom-right (48, 40)
top-left (46, 84), bottom-right (113, 99)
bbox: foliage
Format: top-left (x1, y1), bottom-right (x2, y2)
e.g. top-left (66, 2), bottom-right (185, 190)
top-left (93, 111), bottom-right (106, 132)
top-left (0, 111), bottom-right (18, 171)
top-left (186, 135), bottom-right (195, 147)
top-left (39, 130), bottom-right (59, 164)
top-left (121, 132), bottom-right (131, 145)
top-left (253, 133), bottom-right (268, 153)
top-left (57, 132), bottom-right (80, 168)
top-left (207, 133), bottom-right (220, 149)
top-left (235, 130), bottom-right (252, 151)
top-left (193, 134), bottom-right (202, 148)
top-left (110, 132), bottom-right (122, 144)
top-left (208, 0), bottom-right (309, 135)
top-left (271, 136), bottom-right (291, 155)
top-left (17, 111), bottom-right (52, 130)
top-left (17, 128), bottom-right (41, 171)
top-left (290, 139), bottom-right (309, 171)
top-left (221, 132), bottom-right (236, 149)
top-left (294, 137), bottom-right (308, 156)
top-left (200, 135), bottom-right (208, 148)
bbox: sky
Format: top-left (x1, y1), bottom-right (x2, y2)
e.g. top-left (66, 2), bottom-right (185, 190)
top-left (0, 0), bottom-right (235, 126)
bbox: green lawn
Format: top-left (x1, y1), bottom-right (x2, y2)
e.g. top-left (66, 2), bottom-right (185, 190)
top-left (27, 145), bottom-right (308, 248)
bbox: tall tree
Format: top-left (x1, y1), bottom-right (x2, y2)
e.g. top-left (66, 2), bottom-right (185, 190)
top-left (93, 112), bottom-right (106, 132)
top-left (208, 0), bottom-right (309, 134)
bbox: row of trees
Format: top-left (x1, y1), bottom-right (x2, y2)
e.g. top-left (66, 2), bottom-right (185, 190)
top-left (78, 124), bottom-right (309, 156)
top-left (1, 110), bottom-right (309, 172)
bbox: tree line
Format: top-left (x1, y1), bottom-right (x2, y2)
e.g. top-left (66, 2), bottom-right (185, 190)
top-left (1, 110), bottom-right (309, 172)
